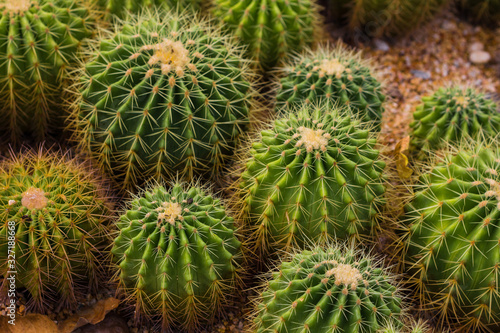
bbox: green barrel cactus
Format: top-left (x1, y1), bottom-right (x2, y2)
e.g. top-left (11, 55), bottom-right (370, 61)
top-left (112, 182), bottom-right (242, 331)
top-left (0, 149), bottom-right (113, 312)
top-left (275, 45), bottom-right (385, 126)
top-left (70, 10), bottom-right (257, 190)
top-left (402, 144), bottom-right (500, 331)
top-left (378, 319), bottom-right (430, 333)
top-left (0, 0), bottom-right (98, 142)
top-left (253, 245), bottom-right (403, 333)
top-left (457, 0), bottom-right (500, 27)
top-left (237, 102), bottom-right (386, 258)
top-left (409, 86), bottom-right (500, 159)
top-left (97, 0), bottom-right (201, 20)
top-left (210, 0), bottom-right (321, 71)
top-left (328, 0), bottom-right (449, 38)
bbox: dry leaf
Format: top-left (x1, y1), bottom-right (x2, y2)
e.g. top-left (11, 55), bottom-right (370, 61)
top-left (394, 136), bottom-right (413, 179)
top-left (58, 298), bottom-right (120, 333)
top-left (0, 313), bottom-right (58, 333)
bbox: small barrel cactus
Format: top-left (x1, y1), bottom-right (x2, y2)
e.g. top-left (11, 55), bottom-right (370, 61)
top-left (402, 144), bottom-right (500, 331)
top-left (112, 182), bottom-right (242, 332)
top-left (253, 245), bottom-right (403, 333)
top-left (0, 149), bottom-right (113, 312)
top-left (275, 44), bottom-right (385, 126)
top-left (328, 0), bottom-right (449, 38)
top-left (97, 0), bottom-right (201, 20)
top-left (409, 86), bottom-right (500, 159)
top-left (457, 0), bottom-right (500, 27)
top-left (210, 0), bottom-right (321, 71)
top-left (378, 319), bottom-right (431, 333)
top-left (237, 102), bottom-right (386, 259)
top-left (69, 10), bottom-right (257, 190)
top-left (0, 0), bottom-right (98, 142)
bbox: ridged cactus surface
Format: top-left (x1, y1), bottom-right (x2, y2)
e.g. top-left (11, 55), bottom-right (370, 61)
top-left (97, 0), bottom-right (201, 20)
top-left (328, 0), bottom-right (449, 38)
top-left (238, 103), bottom-right (386, 258)
top-left (254, 245), bottom-right (403, 333)
top-left (70, 11), bottom-right (256, 190)
top-left (275, 45), bottom-right (385, 126)
top-left (0, 149), bottom-right (112, 312)
top-left (403, 145), bottom-right (500, 331)
top-left (410, 86), bottom-right (500, 159)
top-left (211, 0), bottom-right (320, 70)
top-left (112, 182), bottom-right (241, 331)
top-left (0, 0), bottom-right (97, 142)
top-left (458, 0), bottom-right (500, 26)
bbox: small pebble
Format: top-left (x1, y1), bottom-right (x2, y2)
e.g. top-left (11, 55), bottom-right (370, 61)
top-left (373, 39), bottom-right (390, 52)
top-left (470, 51), bottom-right (491, 64)
top-left (469, 41), bottom-right (484, 52)
top-left (410, 70), bottom-right (432, 80)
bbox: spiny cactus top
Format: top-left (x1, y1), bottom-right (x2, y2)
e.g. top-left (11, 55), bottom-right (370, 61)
top-left (211, 0), bottom-right (321, 71)
top-left (378, 319), bottom-right (430, 333)
top-left (275, 45), bottom-right (385, 126)
top-left (409, 86), bottom-right (500, 159)
top-left (70, 11), bottom-right (256, 190)
top-left (403, 144), bottom-right (500, 331)
top-left (97, 0), bottom-right (201, 20)
top-left (328, 0), bottom-right (449, 38)
top-left (0, 0), bottom-right (97, 142)
top-left (0, 149), bottom-right (113, 312)
top-left (238, 103), bottom-right (386, 258)
top-left (458, 0), bottom-right (500, 26)
top-left (254, 245), bottom-right (403, 333)
top-left (112, 182), bottom-right (241, 331)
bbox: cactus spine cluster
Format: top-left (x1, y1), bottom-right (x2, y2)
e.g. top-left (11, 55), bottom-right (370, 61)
top-left (69, 10), bottom-right (256, 190)
top-left (402, 143), bottom-right (500, 331)
top-left (254, 245), bottom-right (403, 333)
top-left (112, 182), bottom-right (241, 332)
top-left (238, 102), bottom-right (386, 258)
top-left (328, 0), bottom-right (449, 38)
top-left (0, 0), bottom-right (97, 142)
top-left (210, 0), bottom-right (321, 71)
top-left (457, 0), bottom-right (500, 27)
top-left (409, 86), bottom-right (500, 159)
top-left (275, 45), bottom-right (386, 126)
top-left (0, 149), bottom-right (113, 312)
top-left (97, 0), bottom-right (201, 20)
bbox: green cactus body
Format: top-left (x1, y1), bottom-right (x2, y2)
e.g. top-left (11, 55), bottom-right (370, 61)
top-left (458, 0), bottom-right (500, 26)
top-left (0, 149), bottom-right (112, 312)
top-left (403, 145), bottom-right (500, 331)
top-left (0, 0), bottom-right (97, 142)
top-left (409, 87), bottom-right (500, 159)
top-left (328, 0), bottom-right (449, 38)
top-left (97, 0), bottom-right (201, 20)
top-left (112, 182), bottom-right (241, 331)
top-left (254, 245), bottom-right (403, 333)
top-left (210, 0), bottom-right (321, 71)
top-left (275, 45), bottom-right (385, 126)
top-left (239, 103), bottom-right (386, 258)
top-left (71, 11), bottom-right (256, 190)
top-left (378, 319), bottom-right (430, 333)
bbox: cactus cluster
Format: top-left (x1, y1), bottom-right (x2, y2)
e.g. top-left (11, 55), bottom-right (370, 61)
top-left (328, 0), bottom-right (450, 38)
top-left (402, 143), bottom-right (500, 331)
top-left (210, 0), bottom-right (321, 71)
top-left (275, 45), bottom-right (386, 126)
top-left (0, 149), bottom-right (113, 311)
top-left (0, 0), bottom-right (98, 142)
top-left (409, 86), bottom-right (500, 159)
top-left (69, 10), bottom-right (256, 190)
top-left (238, 102), bottom-right (386, 258)
top-left (97, 0), bottom-right (201, 20)
top-left (112, 182), bottom-right (241, 331)
top-left (253, 245), bottom-right (404, 333)
top-left (457, 0), bottom-right (500, 27)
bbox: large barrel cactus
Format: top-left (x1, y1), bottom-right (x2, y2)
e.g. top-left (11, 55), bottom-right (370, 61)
top-left (402, 144), bottom-right (500, 331)
top-left (253, 245), bottom-right (404, 333)
top-left (328, 0), bottom-right (450, 38)
top-left (69, 10), bottom-right (257, 190)
top-left (0, 0), bottom-right (98, 142)
top-left (275, 44), bottom-right (385, 126)
top-left (210, 0), bottom-right (321, 71)
top-left (409, 86), bottom-right (500, 159)
top-left (112, 182), bottom-right (242, 331)
top-left (237, 102), bottom-right (386, 259)
top-left (0, 149), bottom-right (113, 312)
